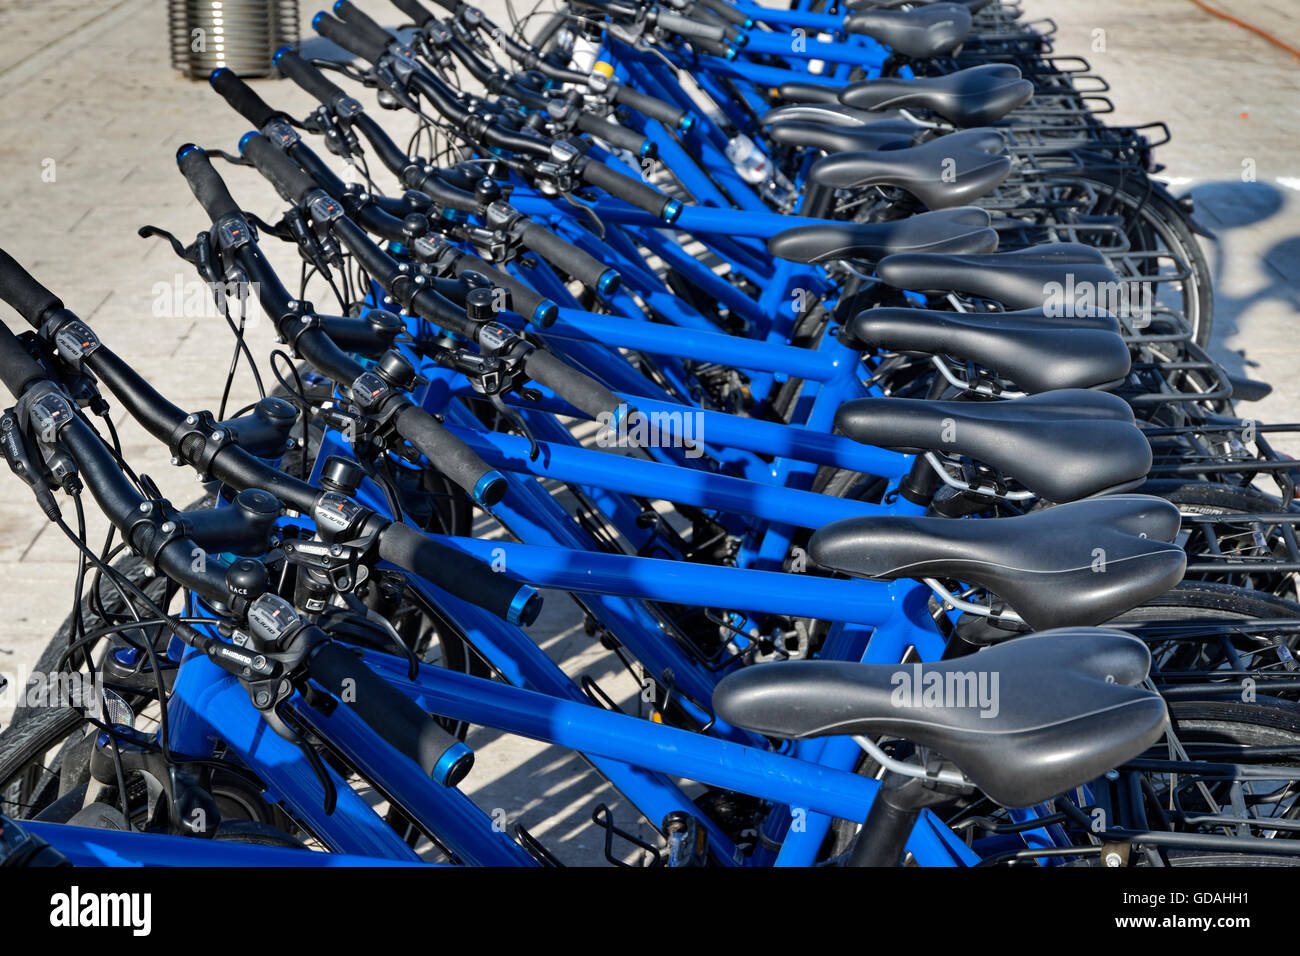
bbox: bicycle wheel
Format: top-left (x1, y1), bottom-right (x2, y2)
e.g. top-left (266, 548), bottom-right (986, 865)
top-left (1069, 166), bottom-right (1214, 347)
top-left (1144, 479), bottom-right (1300, 600)
top-left (1134, 700), bottom-right (1300, 863)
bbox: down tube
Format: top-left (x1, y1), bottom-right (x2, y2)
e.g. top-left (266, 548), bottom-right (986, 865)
top-left (363, 652), bottom-right (972, 865)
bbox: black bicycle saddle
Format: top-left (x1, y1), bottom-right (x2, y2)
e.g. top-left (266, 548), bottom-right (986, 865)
top-left (712, 628), bottom-right (1167, 807)
top-left (835, 389), bottom-right (1149, 501)
top-left (876, 243), bottom-right (1121, 310)
top-left (768, 207), bottom-right (997, 264)
top-left (844, 3), bottom-right (973, 59)
top-left (840, 64), bottom-right (1034, 127)
top-left (808, 495), bottom-right (1185, 629)
top-left (809, 128), bottom-right (1011, 210)
top-left (841, 306), bottom-right (1129, 392)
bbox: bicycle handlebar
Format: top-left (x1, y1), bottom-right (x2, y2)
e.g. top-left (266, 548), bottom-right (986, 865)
top-left (0, 245), bottom-right (537, 623)
top-left (0, 324), bottom-right (481, 780)
top-left (0, 322), bottom-right (231, 602)
top-left (273, 47), bottom-right (348, 107)
top-left (177, 143), bottom-right (243, 221)
top-left (313, 10), bottom-right (387, 63)
top-left (0, 310), bottom-right (478, 779)
top-left (332, 1), bottom-right (396, 52)
top-left (175, 144), bottom-right (508, 507)
top-left (390, 0), bottom-right (451, 20)
top-left (517, 220), bottom-right (619, 297)
top-left (209, 67), bottom-right (284, 128)
top-left (578, 158), bottom-right (678, 220)
top-left (306, 636), bottom-right (474, 783)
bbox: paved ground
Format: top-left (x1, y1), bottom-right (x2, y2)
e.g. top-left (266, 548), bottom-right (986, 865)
top-left (0, 0), bottom-right (1296, 863)
top-left (1020, 0), bottom-right (1300, 443)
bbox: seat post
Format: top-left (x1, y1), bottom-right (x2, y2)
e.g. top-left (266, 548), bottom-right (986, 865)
top-left (898, 453), bottom-right (940, 507)
top-left (846, 770), bottom-right (957, 866)
top-left (845, 774), bottom-right (922, 867)
top-left (800, 180), bottom-right (834, 219)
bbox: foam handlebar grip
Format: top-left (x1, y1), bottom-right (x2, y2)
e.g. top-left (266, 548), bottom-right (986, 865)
top-left (579, 159), bottom-right (675, 219)
top-left (655, 10), bottom-right (728, 42)
top-left (391, 403), bottom-right (508, 506)
top-left (273, 48), bottom-right (347, 106)
top-left (378, 521), bottom-right (542, 626)
top-left (390, 0), bottom-right (445, 21)
top-left (306, 637), bottom-right (473, 784)
top-left (522, 348), bottom-right (628, 423)
top-left (0, 319), bottom-right (48, 397)
top-left (313, 11), bottom-right (386, 63)
top-left (0, 247), bottom-right (63, 327)
top-left (240, 132), bottom-right (321, 204)
top-left (210, 68), bottom-right (282, 128)
top-left (517, 221), bottom-right (620, 296)
top-left (610, 85), bottom-right (687, 129)
top-left (333, 1), bottom-right (396, 51)
top-left (575, 111), bottom-right (654, 158)
top-left (177, 145), bottom-right (243, 222)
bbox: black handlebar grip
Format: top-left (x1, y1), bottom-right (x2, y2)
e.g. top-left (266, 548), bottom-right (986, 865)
top-left (0, 322), bottom-right (48, 397)
top-left (390, 0), bottom-right (446, 21)
top-left (694, 0), bottom-right (753, 28)
top-left (654, 10), bottom-right (728, 42)
top-left (408, 167), bottom-right (481, 214)
top-left (450, 254), bottom-right (558, 327)
top-left (312, 11), bottom-right (386, 63)
top-left (306, 637), bottom-right (474, 785)
top-left (177, 145), bottom-right (243, 223)
top-left (611, 85), bottom-right (687, 130)
top-left (333, 1), bottom-right (396, 51)
top-left (517, 221), bottom-right (620, 297)
top-left (0, 247), bottom-right (63, 327)
top-left (579, 159), bottom-right (677, 219)
top-left (391, 403), bottom-right (508, 506)
top-left (575, 111), bottom-right (655, 160)
top-left (209, 68), bottom-right (283, 128)
top-left (409, 285), bottom-right (476, 340)
top-left (522, 348), bottom-right (628, 423)
top-left (379, 522), bottom-right (541, 626)
top-left (239, 132), bottom-right (320, 204)
top-left (272, 47), bottom-right (346, 106)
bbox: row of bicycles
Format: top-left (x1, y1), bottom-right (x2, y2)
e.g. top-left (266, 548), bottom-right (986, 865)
top-left (1, 0), bottom-right (1298, 868)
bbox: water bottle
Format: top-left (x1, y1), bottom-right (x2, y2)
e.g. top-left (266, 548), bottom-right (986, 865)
top-left (726, 134), bottom-right (770, 186)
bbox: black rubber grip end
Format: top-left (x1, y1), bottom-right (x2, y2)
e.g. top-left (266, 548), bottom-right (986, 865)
top-left (0, 247), bottom-right (63, 328)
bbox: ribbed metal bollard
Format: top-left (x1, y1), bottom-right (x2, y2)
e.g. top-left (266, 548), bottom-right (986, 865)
top-left (169, 1), bottom-right (300, 79)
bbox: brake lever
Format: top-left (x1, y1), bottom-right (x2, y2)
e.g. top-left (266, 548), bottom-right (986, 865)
top-left (137, 225), bottom-right (191, 262)
top-left (488, 391), bottom-right (540, 461)
top-left (1, 408), bottom-right (61, 519)
top-left (278, 206), bottom-right (336, 280)
top-left (206, 149), bottom-right (252, 168)
top-left (258, 702), bottom-right (339, 815)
